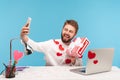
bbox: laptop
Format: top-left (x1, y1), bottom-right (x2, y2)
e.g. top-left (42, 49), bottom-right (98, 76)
top-left (70, 48), bottom-right (114, 75)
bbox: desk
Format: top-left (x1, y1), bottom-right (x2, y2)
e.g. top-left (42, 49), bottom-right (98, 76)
top-left (0, 66), bottom-right (120, 80)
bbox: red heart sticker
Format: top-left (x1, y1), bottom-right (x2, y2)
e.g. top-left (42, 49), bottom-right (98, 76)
top-left (56, 52), bottom-right (62, 56)
top-left (93, 60), bottom-right (98, 64)
top-left (13, 50), bottom-right (24, 61)
top-left (65, 59), bottom-right (71, 64)
top-left (53, 40), bottom-right (59, 44)
top-left (88, 51), bottom-right (96, 59)
top-left (59, 45), bottom-right (64, 51)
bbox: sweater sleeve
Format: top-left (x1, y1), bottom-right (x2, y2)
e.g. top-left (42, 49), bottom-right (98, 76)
top-left (26, 38), bottom-right (52, 54)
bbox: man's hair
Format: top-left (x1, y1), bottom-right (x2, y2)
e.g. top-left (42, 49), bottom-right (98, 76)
top-left (63, 20), bottom-right (79, 34)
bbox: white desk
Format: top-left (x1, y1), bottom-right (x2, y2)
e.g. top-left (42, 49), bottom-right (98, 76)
top-left (0, 66), bottom-right (120, 80)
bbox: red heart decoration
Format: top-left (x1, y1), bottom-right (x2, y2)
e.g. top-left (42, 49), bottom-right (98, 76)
top-left (13, 50), bottom-right (24, 61)
top-left (56, 52), bottom-right (62, 56)
top-left (53, 40), bottom-right (59, 44)
top-left (93, 60), bottom-right (98, 64)
top-left (88, 51), bottom-right (96, 59)
top-left (65, 59), bottom-right (71, 64)
top-left (59, 45), bottom-right (64, 51)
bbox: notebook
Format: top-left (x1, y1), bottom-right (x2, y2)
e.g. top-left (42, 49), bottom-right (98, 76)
top-left (70, 48), bottom-right (114, 75)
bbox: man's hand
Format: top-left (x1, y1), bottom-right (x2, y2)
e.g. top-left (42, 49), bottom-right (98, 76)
top-left (70, 56), bottom-right (76, 65)
top-left (20, 23), bottom-right (30, 42)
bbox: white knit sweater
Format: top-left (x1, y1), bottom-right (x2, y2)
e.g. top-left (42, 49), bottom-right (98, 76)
top-left (26, 38), bottom-right (82, 66)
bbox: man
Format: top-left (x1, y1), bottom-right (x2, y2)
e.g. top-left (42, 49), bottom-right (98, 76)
top-left (20, 19), bottom-right (82, 66)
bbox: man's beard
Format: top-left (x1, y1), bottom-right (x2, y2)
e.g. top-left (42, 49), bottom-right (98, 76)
top-left (61, 33), bottom-right (73, 44)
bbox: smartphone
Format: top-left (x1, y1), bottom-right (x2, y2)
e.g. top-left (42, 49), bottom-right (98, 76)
top-left (25, 17), bottom-right (32, 27)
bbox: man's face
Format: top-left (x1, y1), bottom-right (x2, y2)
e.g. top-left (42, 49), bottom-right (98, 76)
top-left (61, 24), bottom-right (76, 44)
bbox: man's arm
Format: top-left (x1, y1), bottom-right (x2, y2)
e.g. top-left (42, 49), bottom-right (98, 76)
top-left (20, 23), bottom-right (33, 55)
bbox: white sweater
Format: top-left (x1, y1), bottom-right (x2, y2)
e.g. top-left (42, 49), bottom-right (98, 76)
top-left (26, 38), bottom-right (82, 66)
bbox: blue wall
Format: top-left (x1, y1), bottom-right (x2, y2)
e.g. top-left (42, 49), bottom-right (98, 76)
top-left (0, 0), bottom-right (120, 72)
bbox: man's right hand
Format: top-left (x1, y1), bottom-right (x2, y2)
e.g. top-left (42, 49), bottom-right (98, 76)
top-left (20, 23), bottom-right (30, 42)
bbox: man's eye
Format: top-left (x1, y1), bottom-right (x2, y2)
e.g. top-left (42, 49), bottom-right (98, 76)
top-left (69, 30), bottom-right (73, 33)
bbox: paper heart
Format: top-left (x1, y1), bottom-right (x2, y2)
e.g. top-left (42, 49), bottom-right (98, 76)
top-left (88, 51), bottom-right (96, 59)
top-left (59, 45), bottom-right (64, 51)
top-left (93, 60), bottom-right (98, 64)
top-left (56, 52), bottom-right (62, 56)
top-left (65, 59), bottom-right (71, 64)
top-left (13, 50), bottom-right (24, 61)
top-left (53, 40), bottom-right (59, 44)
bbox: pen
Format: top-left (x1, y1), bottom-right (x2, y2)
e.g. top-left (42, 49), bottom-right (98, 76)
top-left (3, 63), bottom-right (7, 68)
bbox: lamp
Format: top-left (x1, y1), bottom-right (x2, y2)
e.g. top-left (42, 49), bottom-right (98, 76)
top-left (9, 37), bottom-right (19, 66)
top-left (4, 37), bottom-right (20, 78)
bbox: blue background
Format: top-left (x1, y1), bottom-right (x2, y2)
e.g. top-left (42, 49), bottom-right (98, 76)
top-left (0, 0), bottom-right (120, 72)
